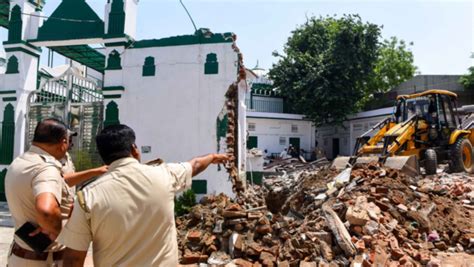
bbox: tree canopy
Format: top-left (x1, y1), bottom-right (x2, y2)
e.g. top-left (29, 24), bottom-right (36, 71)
top-left (269, 15), bottom-right (416, 126)
top-left (460, 66), bottom-right (474, 90)
top-left (369, 37), bottom-right (417, 93)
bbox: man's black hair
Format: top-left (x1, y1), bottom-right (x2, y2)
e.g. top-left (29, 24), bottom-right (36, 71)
top-left (96, 124), bottom-right (136, 165)
top-left (32, 118), bottom-right (69, 144)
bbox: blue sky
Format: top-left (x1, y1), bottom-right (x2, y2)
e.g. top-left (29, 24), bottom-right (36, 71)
top-left (2, 0), bottom-right (473, 75)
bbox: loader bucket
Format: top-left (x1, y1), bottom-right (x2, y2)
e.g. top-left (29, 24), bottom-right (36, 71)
top-left (384, 155), bottom-right (420, 177)
top-left (332, 156), bottom-right (379, 170)
top-left (331, 157), bottom-right (352, 170)
top-left (355, 156), bottom-right (379, 165)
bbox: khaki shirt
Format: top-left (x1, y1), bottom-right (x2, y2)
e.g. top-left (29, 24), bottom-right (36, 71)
top-left (61, 152), bottom-right (76, 175)
top-left (5, 145), bottom-right (74, 252)
top-left (60, 152), bottom-right (76, 217)
top-left (58, 157), bottom-right (192, 267)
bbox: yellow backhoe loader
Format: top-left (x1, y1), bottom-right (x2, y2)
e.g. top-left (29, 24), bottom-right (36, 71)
top-left (333, 90), bottom-right (474, 176)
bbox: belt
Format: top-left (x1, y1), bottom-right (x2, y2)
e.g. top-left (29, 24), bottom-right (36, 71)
top-left (11, 242), bottom-right (64, 261)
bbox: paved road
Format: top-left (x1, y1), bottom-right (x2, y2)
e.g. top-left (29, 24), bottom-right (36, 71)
top-left (0, 202), bottom-right (93, 266)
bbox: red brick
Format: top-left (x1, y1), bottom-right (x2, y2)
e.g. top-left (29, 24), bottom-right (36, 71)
top-left (234, 258), bottom-right (254, 267)
top-left (226, 203), bottom-right (243, 211)
top-left (204, 235), bottom-right (216, 246)
top-left (376, 187), bottom-right (389, 194)
top-left (391, 248), bottom-right (404, 260)
top-left (235, 234), bottom-right (244, 251)
top-left (182, 251), bottom-right (201, 264)
top-left (186, 230), bottom-right (201, 242)
top-left (277, 261), bottom-right (290, 267)
top-left (223, 210), bottom-right (247, 218)
top-left (256, 224), bottom-right (272, 234)
top-left (260, 251), bottom-right (276, 263)
top-left (355, 239), bottom-right (366, 252)
top-left (434, 241), bottom-right (448, 250)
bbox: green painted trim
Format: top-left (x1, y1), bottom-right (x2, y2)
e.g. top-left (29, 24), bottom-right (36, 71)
top-left (2, 97), bottom-right (17, 102)
top-left (0, 104), bottom-right (15, 165)
top-left (104, 101), bottom-right (120, 127)
top-left (0, 90), bottom-right (16, 95)
top-left (104, 33), bottom-right (129, 39)
top-left (191, 180), bottom-right (207, 194)
top-left (246, 172), bottom-right (263, 185)
top-left (8, 5), bottom-right (22, 42)
top-left (35, 0), bottom-right (104, 42)
top-left (107, 0), bottom-right (125, 36)
top-left (142, 56), bottom-right (156, 77)
top-left (0, 169), bottom-right (6, 201)
top-left (104, 41), bottom-right (130, 47)
top-left (215, 114), bottom-right (228, 170)
top-left (106, 50), bottom-right (122, 70)
top-left (5, 56), bottom-right (19, 74)
top-left (103, 94), bottom-right (122, 99)
top-left (131, 29), bottom-right (234, 49)
top-left (51, 45), bottom-right (104, 73)
top-left (103, 86), bottom-right (125, 91)
top-left (247, 136), bottom-right (258, 149)
top-left (3, 40), bottom-right (42, 52)
top-left (5, 47), bottom-right (40, 58)
top-left (204, 53), bottom-right (219, 75)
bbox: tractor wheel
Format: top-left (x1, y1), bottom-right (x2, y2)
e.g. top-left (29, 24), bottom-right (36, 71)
top-left (450, 138), bottom-right (474, 173)
top-left (424, 149), bottom-right (437, 175)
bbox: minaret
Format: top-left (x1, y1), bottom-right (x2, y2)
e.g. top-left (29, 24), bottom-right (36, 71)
top-left (1, 0), bottom-right (42, 163)
top-left (0, 0), bottom-right (43, 201)
top-left (102, 0), bottom-right (139, 115)
top-left (104, 0), bottom-right (138, 40)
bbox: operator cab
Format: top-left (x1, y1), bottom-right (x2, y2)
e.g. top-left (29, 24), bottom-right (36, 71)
top-left (395, 90), bottom-right (460, 144)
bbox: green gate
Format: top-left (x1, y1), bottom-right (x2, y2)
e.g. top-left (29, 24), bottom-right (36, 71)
top-left (26, 67), bottom-right (104, 171)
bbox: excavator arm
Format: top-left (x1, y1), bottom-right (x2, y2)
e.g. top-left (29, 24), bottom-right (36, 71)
top-left (355, 117), bottom-right (396, 156)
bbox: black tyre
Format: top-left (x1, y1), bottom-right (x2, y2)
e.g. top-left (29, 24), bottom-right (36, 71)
top-left (450, 138), bottom-right (474, 173)
top-left (424, 149), bottom-right (437, 175)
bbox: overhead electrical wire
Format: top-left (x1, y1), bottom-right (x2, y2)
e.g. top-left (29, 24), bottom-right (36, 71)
top-left (21, 12), bottom-right (100, 23)
top-left (179, 0), bottom-right (197, 32)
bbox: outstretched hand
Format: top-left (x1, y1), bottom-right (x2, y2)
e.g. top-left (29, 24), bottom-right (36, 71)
top-left (212, 153), bottom-right (234, 164)
top-left (95, 165), bottom-right (108, 175)
top-left (190, 153), bottom-right (235, 177)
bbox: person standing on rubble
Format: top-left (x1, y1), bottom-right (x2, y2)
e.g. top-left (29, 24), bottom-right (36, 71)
top-left (58, 124), bottom-right (232, 266)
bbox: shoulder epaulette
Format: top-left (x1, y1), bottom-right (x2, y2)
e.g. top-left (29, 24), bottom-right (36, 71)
top-left (76, 190), bottom-right (90, 213)
top-left (146, 158), bottom-right (164, 166)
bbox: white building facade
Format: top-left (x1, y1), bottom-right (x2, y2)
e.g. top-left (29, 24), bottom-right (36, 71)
top-left (0, 0), bottom-right (248, 200)
top-left (244, 66), bottom-right (317, 160)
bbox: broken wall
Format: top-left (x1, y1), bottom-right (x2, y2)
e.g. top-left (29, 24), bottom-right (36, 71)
top-left (103, 40), bottom-right (247, 197)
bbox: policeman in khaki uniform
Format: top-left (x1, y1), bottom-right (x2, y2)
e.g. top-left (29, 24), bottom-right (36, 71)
top-left (5, 119), bottom-right (107, 267)
top-left (58, 124), bottom-right (231, 266)
top-left (60, 131), bottom-right (107, 218)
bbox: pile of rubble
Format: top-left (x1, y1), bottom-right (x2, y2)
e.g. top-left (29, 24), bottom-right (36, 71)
top-left (263, 158), bottom-right (330, 173)
top-left (176, 162), bottom-right (474, 266)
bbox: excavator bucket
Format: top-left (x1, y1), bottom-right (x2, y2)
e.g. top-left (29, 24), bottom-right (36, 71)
top-left (355, 156), bottom-right (379, 165)
top-left (384, 155), bottom-right (420, 177)
top-left (332, 156), bottom-right (380, 170)
top-left (332, 155), bottom-right (420, 177)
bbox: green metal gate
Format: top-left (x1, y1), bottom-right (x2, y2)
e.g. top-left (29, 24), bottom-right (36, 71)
top-left (26, 67), bottom-right (104, 170)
